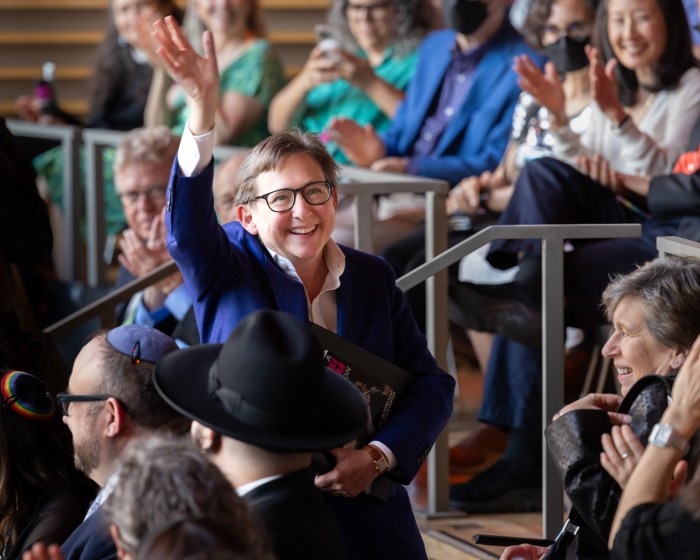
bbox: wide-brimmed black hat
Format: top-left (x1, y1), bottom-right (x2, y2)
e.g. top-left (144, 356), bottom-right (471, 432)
top-left (154, 310), bottom-right (367, 452)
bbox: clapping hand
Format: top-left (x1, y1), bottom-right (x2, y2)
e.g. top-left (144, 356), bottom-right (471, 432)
top-left (577, 154), bottom-right (622, 191)
top-left (586, 45), bottom-right (626, 125)
top-left (600, 425), bottom-right (645, 488)
top-left (327, 117), bottom-right (386, 166)
top-left (514, 55), bottom-right (566, 126)
top-left (22, 543), bottom-right (64, 560)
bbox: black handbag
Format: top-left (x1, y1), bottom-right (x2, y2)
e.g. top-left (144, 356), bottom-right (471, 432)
top-left (542, 374), bottom-right (676, 559)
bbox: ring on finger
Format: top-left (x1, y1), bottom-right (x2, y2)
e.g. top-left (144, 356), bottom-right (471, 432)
top-left (621, 452), bottom-right (629, 460)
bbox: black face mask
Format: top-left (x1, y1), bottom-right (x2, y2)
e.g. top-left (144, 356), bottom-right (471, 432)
top-left (544, 35), bottom-right (590, 75)
top-left (442, 0), bottom-right (489, 36)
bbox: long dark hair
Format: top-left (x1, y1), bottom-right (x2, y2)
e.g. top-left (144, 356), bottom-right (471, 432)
top-left (0, 377), bottom-right (83, 549)
top-left (593, 0), bottom-right (696, 106)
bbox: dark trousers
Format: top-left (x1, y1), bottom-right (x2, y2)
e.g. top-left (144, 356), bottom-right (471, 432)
top-left (479, 157), bottom-right (681, 441)
top-left (488, 157), bottom-right (677, 327)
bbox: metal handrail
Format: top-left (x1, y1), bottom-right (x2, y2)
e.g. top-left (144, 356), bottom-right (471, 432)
top-left (43, 222), bottom-right (643, 534)
top-left (45, 260), bottom-right (179, 337)
top-left (398, 223), bottom-right (643, 536)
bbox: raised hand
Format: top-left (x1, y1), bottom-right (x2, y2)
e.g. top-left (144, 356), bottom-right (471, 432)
top-left (514, 55), bottom-right (566, 126)
top-left (586, 45), bottom-right (626, 125)
top-left (152, 16), bottom-right (219, 135)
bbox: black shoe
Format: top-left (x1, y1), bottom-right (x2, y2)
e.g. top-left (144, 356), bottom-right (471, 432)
top-left (449, 459), bottom-right (542, 513)
top-left (448, 281), bottom-right (542, 346)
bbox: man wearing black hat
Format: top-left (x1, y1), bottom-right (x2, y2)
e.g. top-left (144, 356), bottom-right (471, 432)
top-left (59, 324), bottom-right (190, 560)
top-left (155, 310), bottom-right (368, 560)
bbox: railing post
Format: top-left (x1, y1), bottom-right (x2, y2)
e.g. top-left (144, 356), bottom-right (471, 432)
top-left (425, 189), bottom-right (450, 516)
top-left (541, 235), bottom-right (566, 537)
top-left (85, 139), bottom-right (106, 287)
top-left (63, 127), bottom-right (82, 281)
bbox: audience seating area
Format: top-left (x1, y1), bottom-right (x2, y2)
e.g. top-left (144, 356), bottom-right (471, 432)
top-left (0, 0), bottom-right (327, 119)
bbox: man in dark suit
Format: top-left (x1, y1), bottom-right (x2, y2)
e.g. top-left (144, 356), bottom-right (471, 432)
top-left (154, 310), bottom-right (368, 560)
top-left (59, 325), bottom-right (190, 560)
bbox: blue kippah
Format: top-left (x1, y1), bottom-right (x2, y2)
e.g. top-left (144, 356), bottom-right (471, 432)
top-left (106, 325), bottom-right (178, 364)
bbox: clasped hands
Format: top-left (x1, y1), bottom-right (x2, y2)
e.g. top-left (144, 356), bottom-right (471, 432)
top-left (314, 447), bottom-right (380, 498)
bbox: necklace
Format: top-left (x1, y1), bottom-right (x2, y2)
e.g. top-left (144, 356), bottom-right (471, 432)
top-left (632, 91), bottom-right (656, 125)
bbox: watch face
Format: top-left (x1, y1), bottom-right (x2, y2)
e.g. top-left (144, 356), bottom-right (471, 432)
top-left (650, 423), bottom-right (687, 452)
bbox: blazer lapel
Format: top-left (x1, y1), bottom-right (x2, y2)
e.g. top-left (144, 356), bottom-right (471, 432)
top-left (247, 234), bottom-right (309, 322)
top-left (336, 254), bottom-right (367, 343)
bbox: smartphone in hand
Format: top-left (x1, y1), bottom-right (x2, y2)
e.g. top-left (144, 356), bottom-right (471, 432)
top-left (314, 24), bottom-right (342, 63)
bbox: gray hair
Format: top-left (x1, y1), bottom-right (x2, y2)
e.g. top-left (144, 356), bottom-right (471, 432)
top-left (105, 435), bottom-right (266, 557)
top-left (113, 126), bottom-right (180, 175)
top-left (601, 256), bottom-right (700, 351)
top-left (328, 0), bottom-right (430, 56)
top-left (233, 129), bottom-right (339, 206)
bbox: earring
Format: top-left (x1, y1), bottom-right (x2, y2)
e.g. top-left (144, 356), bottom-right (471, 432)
top-left (672, 358), bottom-right (681, 368)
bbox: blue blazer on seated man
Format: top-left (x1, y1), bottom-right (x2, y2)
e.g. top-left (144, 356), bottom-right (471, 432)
top-left (380, 14), bottom-right (543, 186)
top-left (165, 158), bottom-right (455, 559)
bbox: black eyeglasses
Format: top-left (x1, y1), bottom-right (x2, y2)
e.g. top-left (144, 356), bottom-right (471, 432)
top-left (117, 185), bottom-right (167, 208)
top-left (248, 181), bottom-right (333, 213)
top-left (56, 392), bottom-right (111, 416)
top-left (346, 1), bottom-right (394, 19)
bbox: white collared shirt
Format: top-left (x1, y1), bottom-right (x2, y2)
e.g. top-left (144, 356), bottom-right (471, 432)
top-left (177, 123), bottom-right (396, 469)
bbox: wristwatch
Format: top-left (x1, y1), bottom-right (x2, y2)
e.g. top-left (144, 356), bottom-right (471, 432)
top-left (364, 444), bottom-right (389, 474)
top-left (649, 423), bottom-right (689, 453)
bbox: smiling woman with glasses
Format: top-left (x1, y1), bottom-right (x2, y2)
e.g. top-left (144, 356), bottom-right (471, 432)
top-left (153, 14), bottom-right (455, 559)
top-left (249, 181), bottom-right (333, 212)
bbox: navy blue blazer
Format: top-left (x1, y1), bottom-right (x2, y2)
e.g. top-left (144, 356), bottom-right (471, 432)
top-left (166, 161), bottom-right (455, 558)
top-left (60, 509), bottom-right (116, 560)
top-left (381, 23), bottom-right (543, 186)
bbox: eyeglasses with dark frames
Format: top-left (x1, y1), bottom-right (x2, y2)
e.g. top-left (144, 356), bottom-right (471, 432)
top-left (248, 181), bottom-right (333, 213)
top-left (346, 0), bottom-right (394, 19)
top-left (117, 185), bottom-right (167, 208)
top-left (56, 392), bottom-right (111, 416)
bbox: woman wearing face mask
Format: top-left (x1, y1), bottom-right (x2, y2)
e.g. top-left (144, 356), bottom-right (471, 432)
top-left (441, 0), bottom-right (596, 473)
top-left (448, 0), bottom-right (700, 517)
top-left (447, 0), bottom-right (595, 218)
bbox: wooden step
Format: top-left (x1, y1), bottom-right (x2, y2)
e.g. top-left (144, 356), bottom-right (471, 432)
top-left (0, 0), bottom-right (329, 9)
top-left (0, 30), bottom-right (316, 46)
top-left (0, 66), bottom-right (90, 80)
